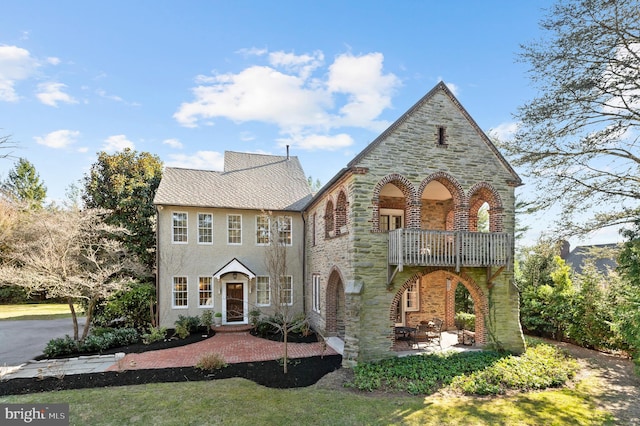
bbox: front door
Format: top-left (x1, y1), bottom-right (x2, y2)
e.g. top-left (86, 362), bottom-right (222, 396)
top-left (226, 283), bottom-right (244, 322)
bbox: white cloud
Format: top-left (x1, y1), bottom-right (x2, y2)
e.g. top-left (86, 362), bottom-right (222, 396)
top-left (327, 52), bottom-right (400, 130)
top-left (102, 134), bottom-right (134, 152)
top-left (0, 45), bottom-right (39, 101)
top-left (46, 57), bottom-right (61, 66)
top-left (488, 122), bottom-right (519, 141)
top-left (163, 138), bottom-right (183, 149)
top-left (174, 49), bottom-right (400, 150)
top-left (236, 47), bottom-right (268, 57)
top-left (174, 65), bottom-right (330, 129)
top-left (36, 82), bottom-right (77, 107)
top-left (34, 129), bottom-right (80, 148)
top-left (166, 151), bottom-right (225, 170)
top-left (96, 88), bottom-right (124, 102)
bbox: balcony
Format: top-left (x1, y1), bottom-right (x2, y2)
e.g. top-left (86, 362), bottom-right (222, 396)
top-left (388, 229), bottom-right (513, 273)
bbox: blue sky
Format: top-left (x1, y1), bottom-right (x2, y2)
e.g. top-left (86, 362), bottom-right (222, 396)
top-left (0, 1), bottom-right (621, 247)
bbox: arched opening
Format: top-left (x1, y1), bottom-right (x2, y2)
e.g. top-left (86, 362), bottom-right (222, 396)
top-left (326, 268), bottom-right (346, 338)
top-left (468, 183), bottom-right (504, 233)
top-left (335, 190), bottom-right (347, 236)
top-left (379, 183), bottom-right (407, 231)
top-left (420, 180), bottom-right (453, 231)
top-left (390, 269), bottom-right (487, 349)
top-left (371, 174), bottom-right (415, 231)
top-left (418, 173), bottom-right (465, 231)
top-left (324, 199), bottom-right (334, 238)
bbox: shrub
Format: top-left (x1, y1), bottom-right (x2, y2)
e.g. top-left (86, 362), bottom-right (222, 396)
top-left (174, 323), bottom-right (190, 339)
top-left (196, 352), bottom-right (228, 371)
top-left (454, 312), bottom-right (475, 330)
top-left (43, 336), bottom-right (80, 358)
top-left (450, 343), bottom-right (580, 395)
top-left (142, 326), bottom-right (167, 345)
top-left (351, 351), bottom-right (507, 395)
top-left (201, 310), bottom-right (213, 329)
top-left (176, 315), bottom-right (201, 333)
top-left (92, 282), bottom-right (155, 331)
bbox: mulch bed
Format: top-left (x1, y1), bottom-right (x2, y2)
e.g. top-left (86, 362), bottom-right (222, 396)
top-left (0, 355), bottom-right (343, 396)
top-left (1, 330), bottom-right (342, 396)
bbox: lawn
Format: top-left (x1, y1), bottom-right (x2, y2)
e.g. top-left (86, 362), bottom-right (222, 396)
top-left (0, 376), bottom-right (613, 425)
top-left (0, 304), bottom-right (81, 321)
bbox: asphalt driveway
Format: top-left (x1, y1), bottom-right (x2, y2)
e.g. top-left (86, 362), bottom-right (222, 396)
top-left (0, 318), bottom-right (85, 366)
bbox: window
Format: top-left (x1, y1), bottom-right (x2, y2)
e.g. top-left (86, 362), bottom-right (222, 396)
top-left (172, 212), bottom-right (188, 243)
top-left (198, 213), bottom-right (213, 244)
top-left (405, 281), bottom-right (419, 312)
top-left (256, 215), bottom-right (270, 245)
top-left (437, 126), bottom-right (447, 145)
top-left (227, 214), bottom-right (242, 245)
top-left (279, 276), bottom-right (293, 306)
top-left (312, 274), bottom-right (321, 313)
top-left (380, 208), bottom-right (404, 231)
top-left (256, 276), bottom-right (270, 306)
top-left (312, 213), bottom-right (317, 246)
top-left (173, 276), bottom-right (188, 308)
top-left (277, 216), bottom-right (292, 246)
top-left (198, 276), bottom-right (213, 307)
top-left (324, 200), bottom-right (334, 238)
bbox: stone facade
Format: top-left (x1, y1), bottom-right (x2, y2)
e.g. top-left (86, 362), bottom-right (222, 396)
top-left (305, 82), bottom-right (525, 365)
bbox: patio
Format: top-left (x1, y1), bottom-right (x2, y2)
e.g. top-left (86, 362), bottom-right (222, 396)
top-left (393, 330), bottom-right (481, 357)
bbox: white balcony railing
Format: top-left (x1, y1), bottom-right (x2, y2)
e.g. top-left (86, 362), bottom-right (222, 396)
top-left (388, 229), bottom-right (513, 272)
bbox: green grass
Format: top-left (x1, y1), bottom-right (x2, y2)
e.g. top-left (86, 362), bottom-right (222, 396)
top-left (0, 377), bottom-right (614, 425)
top-left (0, 304), bottom-right (82, 320)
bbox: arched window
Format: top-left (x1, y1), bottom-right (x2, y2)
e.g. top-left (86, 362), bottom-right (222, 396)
top-left (324, 199), bottom-right (334, 238)
top-left (335, 191), bottom-right (347, 236)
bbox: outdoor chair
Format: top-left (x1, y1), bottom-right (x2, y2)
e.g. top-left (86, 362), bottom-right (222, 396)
top-left (425, 318), bottom-right (443, 348)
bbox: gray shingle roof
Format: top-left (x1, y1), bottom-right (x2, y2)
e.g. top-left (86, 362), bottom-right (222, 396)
top-left (154, 151), bottom-right (313, 211)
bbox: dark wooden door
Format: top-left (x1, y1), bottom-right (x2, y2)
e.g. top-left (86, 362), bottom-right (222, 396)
top-left (226, 283), bottom-right (244, 322)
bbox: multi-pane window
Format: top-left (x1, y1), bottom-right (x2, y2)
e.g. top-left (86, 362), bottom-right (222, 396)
top-left (227, 214), bottom-right (242, 245)
top-left (312, 213), bottom-right (317, 246)
top-left (198, 213), bottom-right (213, 244)
top-left (279, 276), bottom-right (293, 306)
top-left (405, 281), bottom-right (419, 312)
top-left (199, 276), bottom-right (213, 307)
top-left (380, 209), bottom-right (403, 232)
top-left (173, 276), bottom-right (188, 308)
top-left (312, 274), bottom-right (321, 313)
top-left (256, 276), bottom-right (270, 306)
top-left (256, 215), bottom-right (270, 245)
top-left (172, 212), bottom-right (188, 243)
top-left (277, 216), bottom-right (292, 246)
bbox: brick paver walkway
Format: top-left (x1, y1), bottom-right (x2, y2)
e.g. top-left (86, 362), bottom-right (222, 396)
top-left (107, 332), bottom-right (338, 372)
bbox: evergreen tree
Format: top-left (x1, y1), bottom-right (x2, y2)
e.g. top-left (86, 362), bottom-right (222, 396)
top-left (2, 157), bottom-right (47, 209)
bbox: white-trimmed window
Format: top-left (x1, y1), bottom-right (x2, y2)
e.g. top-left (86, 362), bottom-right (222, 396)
top-left (198, 213), bottom-right (213, 244)
top-left (380, 208), bottom-right (404, 232)
top-left (404, 281), bottom-right (419, 312)
top-left (172, 212), bottom-right (188, 243)
top-left (256, 215), bottom-right (270, 245)
top-left (277, 216), bottom-right (292, 246)
top-left (199, 276), bottom-right (213, 307)
top-left (227, 214), bottom-right (242, 245)
top-left (279, 275), bottom-right (293, 306)
top-left (256, 276), bottom-right (270, 306)
top-left (173, 276), bottom-right (188, 308)
top-left (312, 274), bottom-right (321, 313)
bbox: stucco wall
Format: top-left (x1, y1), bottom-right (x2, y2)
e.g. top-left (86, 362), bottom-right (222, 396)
top-left (157, 205), bottom-right (305, 328)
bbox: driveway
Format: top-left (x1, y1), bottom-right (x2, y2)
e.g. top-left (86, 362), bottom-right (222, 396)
top-left (0, 318), bottom-right (85, 366)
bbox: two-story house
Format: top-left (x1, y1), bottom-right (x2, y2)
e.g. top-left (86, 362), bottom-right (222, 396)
top-left (153, 151), bottom-right (312, 328)
top-left (154, 82), bottom-right (526, 365)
